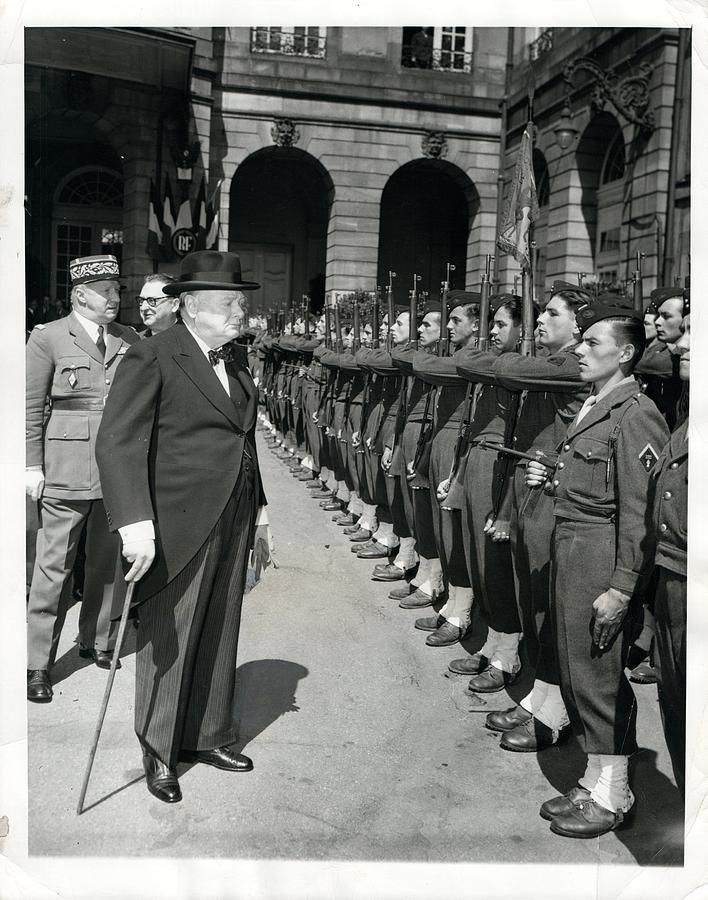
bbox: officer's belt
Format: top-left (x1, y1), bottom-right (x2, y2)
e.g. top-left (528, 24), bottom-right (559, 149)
top-left (52, 399), bottom-right (105, 411)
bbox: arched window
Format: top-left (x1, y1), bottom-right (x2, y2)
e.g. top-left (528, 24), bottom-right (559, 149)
top-left (56, 167), bottom-right (124, 207)
top-left (533, 149), bottom-right (550, 207)
top-left (601, 132), bottom-right (625, 184)
top-left (51, 166), bottom-right (124, 305)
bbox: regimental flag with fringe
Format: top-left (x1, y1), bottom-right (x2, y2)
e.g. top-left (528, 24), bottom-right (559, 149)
top-left (194, 177), bottom-right (207, 249)
top-left (497, 123), bottom-right (539, 271)
top-left (205, 179), bottom-right (223, 250)
top-left (161, 174), bottom-right (176, 251)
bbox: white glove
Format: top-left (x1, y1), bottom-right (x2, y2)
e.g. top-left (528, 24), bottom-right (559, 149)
top-left (26, 467), bottom-right (45, 502)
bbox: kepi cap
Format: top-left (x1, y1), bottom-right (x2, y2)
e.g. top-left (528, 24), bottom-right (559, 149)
top-left (70, 254), bottom-right (120, 286)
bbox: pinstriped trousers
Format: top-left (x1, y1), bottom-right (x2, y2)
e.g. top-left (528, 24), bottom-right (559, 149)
top-left (135, 461), bottom-right (257, 768)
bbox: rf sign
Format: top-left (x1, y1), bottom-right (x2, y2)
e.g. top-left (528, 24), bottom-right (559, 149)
top-left (172, 228), bottom-right (196, 258)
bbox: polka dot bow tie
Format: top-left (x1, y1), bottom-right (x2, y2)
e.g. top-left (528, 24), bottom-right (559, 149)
top-left (208, 344), bottom-right (237, 366)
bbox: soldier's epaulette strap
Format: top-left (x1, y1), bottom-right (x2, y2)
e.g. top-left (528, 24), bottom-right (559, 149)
top-left (608, 393), bottom-right (643, 448)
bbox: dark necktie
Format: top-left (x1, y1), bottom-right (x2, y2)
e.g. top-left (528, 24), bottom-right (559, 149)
top-left (208, 344), bottom-right (236, 367)
top-left (96, 325), bottom-right (106, 359)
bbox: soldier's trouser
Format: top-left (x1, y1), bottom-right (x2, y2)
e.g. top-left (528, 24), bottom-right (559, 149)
top-left (27, 497), bottom-right (121, 670)
top-left (511, 472), bottom-right (560, 684)
top-left (654, 566), bottom-right (686, 797)
top-left (552, 518), bottom-right (638, 756)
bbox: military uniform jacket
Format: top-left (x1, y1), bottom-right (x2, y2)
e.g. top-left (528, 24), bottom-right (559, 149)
top-left (550, 378), bottom-right (670, 596)
top-left (650, 418), bottom-right (688, 577)
top-left (26, 312), bottom-right (140, 500)
top-left (95, 323), bottom-right (266, 603)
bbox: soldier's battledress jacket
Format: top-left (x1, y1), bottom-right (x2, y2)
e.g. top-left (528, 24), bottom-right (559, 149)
top-left (650, 417), bottom-right (688, 577)
top-left (26, 312), bottom-right (140, 500)
top-left (549, 377), bottom-right (670, 596)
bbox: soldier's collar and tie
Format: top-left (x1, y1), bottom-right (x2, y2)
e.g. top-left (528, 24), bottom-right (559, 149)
top-left (574, 375), bottom-right (636, 426)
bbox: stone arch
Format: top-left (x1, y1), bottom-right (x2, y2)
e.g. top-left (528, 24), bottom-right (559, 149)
top-left (377, 158), bottom-right (480, 303)
top-left (229, 146), bottom-right (335, 313)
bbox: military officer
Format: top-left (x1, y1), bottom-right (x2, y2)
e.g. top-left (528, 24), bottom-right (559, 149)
top-left (26, 254), bottom-right (140, 701)
top-left (527, 302), bottom-right (669, 838)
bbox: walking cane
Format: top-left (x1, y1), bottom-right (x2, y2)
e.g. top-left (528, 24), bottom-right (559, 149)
top-left (76, 579), bottom-right (136, 815)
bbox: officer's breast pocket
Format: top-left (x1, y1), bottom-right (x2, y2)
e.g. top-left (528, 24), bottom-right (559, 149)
top-left (55, 357), bottom-right (92, 392)
top-left (44, 415), bottom-right (92, 490)
top-left (566, 436), bottom-right (612, 502)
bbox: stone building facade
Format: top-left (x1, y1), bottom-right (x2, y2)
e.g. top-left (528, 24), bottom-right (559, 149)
top-left (25, 25), bottom-right (689, 322)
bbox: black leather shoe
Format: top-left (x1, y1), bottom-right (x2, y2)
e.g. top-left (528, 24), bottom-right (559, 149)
top-left (539, 786), bottom-right (592, 821)
top-left (500, 717), bottom-right (570, 752)
top-left (343, 522), bottom-right (363, 535)
top-left (549, 798), bottom-right (631, 838)
top-left (27, 669), bottom-right (52, 703)
top-left (306, 480), bottom-right (325, 489)
top-left (79, 645), bottom-right (121, 670)
top-left (389, 583), bottom-right (416, 600)
top-left (334, 513), bottom-right (357, 526)
top-left (467, 665), bottom-right (519, 694)
top-left (298, 471), bottom-right (318, 482)
top-left (485, 704), bottom-right (533, 733)
top-left (349, 529), bottom-right (373, 543)
top-left (143, 751), bottom-right (181, 803)
top-left (414, 615), bottom-right (445, 632)
top-left (322, 500), bottom-right (343, 511)
top-left (312, 489), bottom-right (334, 499)
top-left (356, 541), bottom-right (395, 559)
top-left (426, 621), bottom-right (464, 647)
top-left (447, 653), bottom-right (489, 676)
top-left (398, 588), bottom-right (434, 609)
top-left (371, 563), bottom-right (407, 582)
top-left (180, 746), bottom-right (254, 772)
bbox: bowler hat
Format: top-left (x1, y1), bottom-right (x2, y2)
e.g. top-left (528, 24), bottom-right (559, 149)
top-left (163, 250), bottom-right (260, 295)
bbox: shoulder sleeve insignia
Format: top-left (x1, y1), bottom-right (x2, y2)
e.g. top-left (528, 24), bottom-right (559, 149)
top-left (639, 443), bottom-right (659, 471)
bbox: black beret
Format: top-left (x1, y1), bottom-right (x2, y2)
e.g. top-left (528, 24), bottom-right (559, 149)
top-left (447, 290), bottom-right (481, 304)
top-left (650, 286), bottom-right (683, 306)
top-left (576, 304), bottom-right (642, 335)
top-left (489, 292), bottom-right (522, 313)
top-left (548, 280), bottom-right (592, 298)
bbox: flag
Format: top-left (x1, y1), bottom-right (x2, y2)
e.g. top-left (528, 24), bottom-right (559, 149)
top-left (205, 178), bottom-right (223, 250)
top-left (194, 177), bottom-right (207, 249)
top-left (174, 198), bottom-right (193, 232)
top-left (162, 174), bottom-right (176, 248)
top-left (497, 124), bottom-right (539, 271)
top-left (146, 179), bottom-right (163, 259)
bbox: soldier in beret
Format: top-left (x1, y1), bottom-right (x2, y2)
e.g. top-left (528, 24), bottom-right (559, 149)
top-left (526, 301), bottom-right (669, 838)
top-left (26, 254), bottom-right (140, 702)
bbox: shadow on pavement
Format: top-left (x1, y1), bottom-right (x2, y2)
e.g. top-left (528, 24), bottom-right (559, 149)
top-left (233, 659), bottom-right (309, 748)
top-left (51, 624), bottom-right (138, 688)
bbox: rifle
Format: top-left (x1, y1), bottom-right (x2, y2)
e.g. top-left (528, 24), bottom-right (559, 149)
top-left (477, 253), bottom-right (494, 352)
top-left (409, 274), bottom-right (421, 348)
top-left (387, 271), bottom-right (396, 350)
top-left (632, 251), bottom-right (646, 314)
top-left (439, 263), bottom-right (455, 356)
top-left (352, 293), bottom-right (361, 352)
top-left (478, 439), bottom-right (552, 464)
top-left (302, 294), bottom-right (310, 338)
top-left (333, 296), bottom-right (343, 353)
top-left (372, 290), bottom-right (380, 349)
top-left (323, 303), bottom-right (332, 350)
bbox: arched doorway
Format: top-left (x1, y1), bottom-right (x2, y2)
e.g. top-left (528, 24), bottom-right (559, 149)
top-left (576, 112), bottom-right (626, 288)
top-left (377, 159), bottom-right (477, 304)
top-left (229, 147), bottom-right (334, 314)
top-left (51, 166), bottom-right (124, 307)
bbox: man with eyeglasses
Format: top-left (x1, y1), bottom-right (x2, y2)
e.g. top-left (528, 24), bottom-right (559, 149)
top-left (137, 273), bottom-right (180, 336)
top-left (25, 254), bottom-right (140, 702)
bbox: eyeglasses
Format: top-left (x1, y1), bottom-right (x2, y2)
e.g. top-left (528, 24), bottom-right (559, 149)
top-left (136, 295), bottom-right (170, 308)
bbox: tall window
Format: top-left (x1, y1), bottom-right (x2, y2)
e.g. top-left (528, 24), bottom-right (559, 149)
top-left (601, 132), bottom-right (626, 184)
top-left (251, 27), bottom-right (326, 59)
top-left (595, 131), bottom-right (625, 285)
top-left (52, 167), bottom-right (124, 305)
top-left (401, 27), bottom-right (473, 72)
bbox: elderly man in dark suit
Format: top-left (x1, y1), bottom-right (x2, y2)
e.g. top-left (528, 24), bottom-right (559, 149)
top-left (95, 251), bottom-right (271, 804)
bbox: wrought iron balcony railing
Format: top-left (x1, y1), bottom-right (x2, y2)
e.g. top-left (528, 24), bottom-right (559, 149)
top-left (401, 44), bottom-right (473, 73)
top-left (251, 27), bottom-right (326, 59)
top-left (529, 29), bottom-right (553, 62)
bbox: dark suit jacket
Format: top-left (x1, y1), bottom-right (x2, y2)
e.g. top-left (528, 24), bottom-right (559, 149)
top-left (96, 321), bottom-right (266, 603)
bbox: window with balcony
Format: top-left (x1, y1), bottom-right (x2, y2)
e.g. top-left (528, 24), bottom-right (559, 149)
top-left (528, 28), bottom-right (553, 62)
top-left (401, 27), bottom-right (473, 73)
top-left (251, 27), bottom-right (327, 59)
